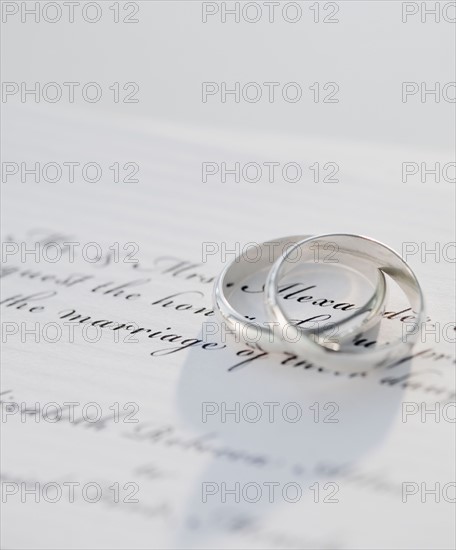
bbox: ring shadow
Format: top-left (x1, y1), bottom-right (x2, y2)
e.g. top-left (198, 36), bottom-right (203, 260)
top-left (167, 271), bottom-right (412, 549)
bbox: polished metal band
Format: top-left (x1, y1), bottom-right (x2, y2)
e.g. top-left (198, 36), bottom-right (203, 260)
top-left (213, 235), bottom-right (388, 356)
top-left (264, 234), bottom-right (425, 369)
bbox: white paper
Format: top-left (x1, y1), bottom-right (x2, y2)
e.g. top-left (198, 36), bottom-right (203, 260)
top-left (1, 103), bottom-right (455, 550)
top-left (1, 2), bottom-right (455, 548)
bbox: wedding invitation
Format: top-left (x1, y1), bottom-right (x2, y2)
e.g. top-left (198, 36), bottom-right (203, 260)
top-left (1, 101), bottom-right (455, 549)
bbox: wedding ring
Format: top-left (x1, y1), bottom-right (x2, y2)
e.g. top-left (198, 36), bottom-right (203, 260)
top-left (213, 235), bottom-right (388, 354)
top-left (265, 234), bottom-right (425, 369)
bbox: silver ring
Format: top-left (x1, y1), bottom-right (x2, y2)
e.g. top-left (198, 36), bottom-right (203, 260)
top-left (213, 235), bottom-right (388, 354)
top-left (265, 233), bottom-right (425, 369)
